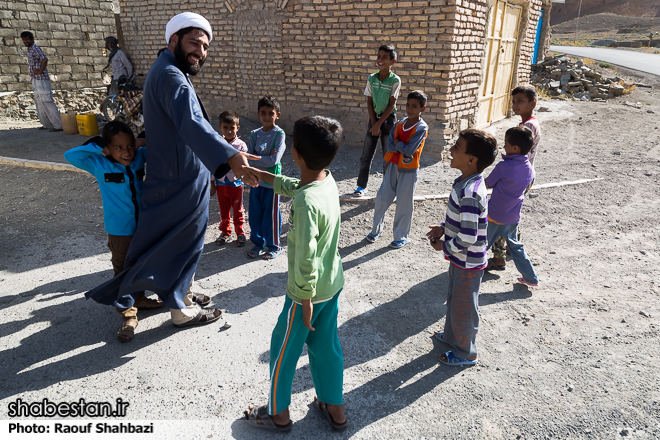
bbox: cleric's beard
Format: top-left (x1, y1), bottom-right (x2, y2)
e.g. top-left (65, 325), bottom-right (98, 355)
top-left (174, 41), bottom-right (205, 76)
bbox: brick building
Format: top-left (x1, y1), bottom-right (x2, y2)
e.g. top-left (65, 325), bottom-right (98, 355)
top-left (119, 0), bottom-right (551, 147)
top-left (0, 0), bottom-right (118, 93)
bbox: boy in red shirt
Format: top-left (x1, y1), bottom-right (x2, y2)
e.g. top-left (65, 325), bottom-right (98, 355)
top-left (488, 85), bottom-right (541, 270)
top-left (212, 110), bottom-right (248, 246)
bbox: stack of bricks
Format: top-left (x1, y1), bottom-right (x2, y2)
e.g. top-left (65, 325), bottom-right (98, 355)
top-left (0, 0), bottom-right (116, 93)
top-left (119, 0), bottom-right (542, 147)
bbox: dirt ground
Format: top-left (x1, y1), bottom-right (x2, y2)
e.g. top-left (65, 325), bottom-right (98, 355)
top-left (1, 70), bottom-right (659, 439)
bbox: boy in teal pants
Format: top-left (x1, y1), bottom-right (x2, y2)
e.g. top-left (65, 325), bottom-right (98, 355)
top-left (244, 116), bottom-right (347, 433)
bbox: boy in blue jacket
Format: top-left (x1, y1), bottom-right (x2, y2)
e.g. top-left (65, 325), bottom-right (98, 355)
top-left (64, 121), bottom-right (162, 342)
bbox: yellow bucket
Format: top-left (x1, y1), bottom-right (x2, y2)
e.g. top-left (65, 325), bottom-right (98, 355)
top-left (61, 113), bottom-right (79, 135)
top-left (76, 113), bottom-right (99, 137)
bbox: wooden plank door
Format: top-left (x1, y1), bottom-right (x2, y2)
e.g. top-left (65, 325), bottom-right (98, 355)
top-left (477, 1), bottom-right (522, 128)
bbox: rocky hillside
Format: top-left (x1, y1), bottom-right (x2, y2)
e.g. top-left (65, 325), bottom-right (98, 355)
top-left (551, 0), bottom-right (660, 25)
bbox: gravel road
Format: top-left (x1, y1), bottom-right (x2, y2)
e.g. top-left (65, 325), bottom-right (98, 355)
top-left (550, 46), bottom-right (660, 76)
top-left (1, 78), bottom-right (659, 439)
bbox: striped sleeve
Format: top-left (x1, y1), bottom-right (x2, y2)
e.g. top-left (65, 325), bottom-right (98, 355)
top-left (444, 189), bottom-right (482, 253)
top-left (442, 176), bottom-right (489, 269)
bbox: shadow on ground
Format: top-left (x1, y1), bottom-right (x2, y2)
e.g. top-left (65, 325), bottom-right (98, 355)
top-left (0, 294), bottom-right (174, 401)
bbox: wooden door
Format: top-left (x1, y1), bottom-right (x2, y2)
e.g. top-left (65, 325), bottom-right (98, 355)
top-left (477, 1), bottom-right (522, 128)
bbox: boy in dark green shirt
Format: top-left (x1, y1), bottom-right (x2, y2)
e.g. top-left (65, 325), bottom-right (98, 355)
top-left (354, 44), bottom-right (401, 196)
top-left (244, 116), bottom-right (347, 433)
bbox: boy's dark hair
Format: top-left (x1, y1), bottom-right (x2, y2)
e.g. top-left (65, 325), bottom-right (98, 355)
top-left (292, 116), bottom-right (342, 171)
top-left (407, 90), bottom-right (427, 107)
top-left (459, 128), bottom-right (498, 173)
top-left (511, 84), bottom-right (537, 102)
top-left (21, 31), bottom-right (34, 39)
top-left (102, 120), bottom-right (135, 143)
top-left (219, 110), bottom-right (240, 126)
top-left (378, 44), bottom-right (397, 61)
top-left (505, 126), bottom-right (534, 155)
top-left (257, 95), bottom-right (280, 113)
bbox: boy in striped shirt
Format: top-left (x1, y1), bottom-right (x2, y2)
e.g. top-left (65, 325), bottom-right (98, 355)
top-left (427, 129), bottom-right (498, 366)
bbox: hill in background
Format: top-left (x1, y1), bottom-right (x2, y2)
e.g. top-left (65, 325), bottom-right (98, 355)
top-left (551, 0), bottom-right (660, 26)
top-left (551, 12), bottom-right (660, 47)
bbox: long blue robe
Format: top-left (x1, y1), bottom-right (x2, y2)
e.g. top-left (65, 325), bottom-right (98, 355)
top-left (86, 50), bottom-right (237, 309)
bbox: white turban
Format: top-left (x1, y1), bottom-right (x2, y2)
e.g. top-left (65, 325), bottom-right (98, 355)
top-left (165, 12), bottom-right (213, 44)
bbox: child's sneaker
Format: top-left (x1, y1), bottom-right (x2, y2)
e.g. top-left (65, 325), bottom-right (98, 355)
top-left (215, 234), bottom-right (232, 245)
top-left (236, 234), bottom-right (247, 247)
top-left (353, 186), bottom-right (368, 197)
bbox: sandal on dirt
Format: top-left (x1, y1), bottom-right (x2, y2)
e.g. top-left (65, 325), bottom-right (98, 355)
top-left (117, 316), bottom-right (137, 343)
top-left (247, 246), bottom-right (265, 259)
top-left (388, 239), bottom-right (409, 249)
top-left (236, 234), bottom-right (247, 247)
top-left (439, 350), bottom-right (478, 366)
top-left (117, 323), bottom-right (135, 343)
top-left (485, 258), bottom-right (506, 271)
top-left (433, 330), bottom-right (453, 346)
top-left (365, 232), bottom-right (381, 243)
top-left (133, 295), bottom-right (163, 309)
top-left (262, 248), bottom-right (283, 260)
top-left (244, 405), bottom-right (292, 433)
top-left (313, 397), bottom-right (347, 432)
top-left (190, 292), bottom-right (211, 307)
top-left (173, 308), bottom-right (223, 328)
top-left (215, 234), bottom-right (231, 245)
top-left (517, 277), bottom-right (539, 287)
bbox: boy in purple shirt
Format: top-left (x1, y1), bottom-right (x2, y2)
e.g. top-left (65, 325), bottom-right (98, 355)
top-left (485, 126), bottom-right (539, 287)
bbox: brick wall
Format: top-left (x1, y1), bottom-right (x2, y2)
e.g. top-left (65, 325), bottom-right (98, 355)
top-left (538, 0), bottom-right (553, 61)
top-left (119, 0), bottom-right (541, 147)
top-left (0, 0), bottom-right (117, 93)
top-left (513, 0), bottom-right (543, 87)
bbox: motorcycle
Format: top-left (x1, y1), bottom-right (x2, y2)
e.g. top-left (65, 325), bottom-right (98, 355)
top-left (101, 73), bottom-right (144, 133)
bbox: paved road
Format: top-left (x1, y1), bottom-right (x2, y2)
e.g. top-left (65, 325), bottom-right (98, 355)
top-left (550, 45), bottom-right (660, 76)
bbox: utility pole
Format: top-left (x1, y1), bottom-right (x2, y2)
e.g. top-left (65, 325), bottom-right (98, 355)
top-left (574, 0), bottom-right (583, 43)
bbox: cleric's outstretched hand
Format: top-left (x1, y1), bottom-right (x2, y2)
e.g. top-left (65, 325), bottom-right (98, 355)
top-left (228, 152), bottom-right (261, 187)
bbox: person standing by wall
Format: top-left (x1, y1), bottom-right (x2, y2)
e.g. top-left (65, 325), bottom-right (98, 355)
top-left (20, 31), bottom-right (62, 132)
top-left (104, 36), bottom-right (133, 95)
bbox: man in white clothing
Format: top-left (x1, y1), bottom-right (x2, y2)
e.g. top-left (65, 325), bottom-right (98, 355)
top-left (21, 31), bottom-right (62, 132)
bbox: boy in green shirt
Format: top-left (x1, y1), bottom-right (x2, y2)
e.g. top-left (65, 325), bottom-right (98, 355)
top-left (244, 116), bottom-right (347, 433)
top-left (354, 44), bottom-right (401, 196)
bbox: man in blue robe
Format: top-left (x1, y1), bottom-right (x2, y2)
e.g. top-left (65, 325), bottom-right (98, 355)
top-left (86, 13), bottom-right (260, 338)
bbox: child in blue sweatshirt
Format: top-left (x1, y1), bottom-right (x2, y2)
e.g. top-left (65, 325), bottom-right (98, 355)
top-left (64, 121), bottom-right (162, 342)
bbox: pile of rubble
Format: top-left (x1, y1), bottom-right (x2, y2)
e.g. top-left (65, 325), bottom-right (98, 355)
top-left (0, 88), bottom-right (106, 121)
top-left (531, 54), bottom-right (628, 102)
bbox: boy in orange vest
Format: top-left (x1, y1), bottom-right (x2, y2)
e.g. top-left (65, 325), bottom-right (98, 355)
top-left (366, 90), bottom-right (428, 249)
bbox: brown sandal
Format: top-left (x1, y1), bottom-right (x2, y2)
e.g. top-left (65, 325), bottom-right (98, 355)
top-left (117, 316), bottom-right (137, 342)
top-left (133, 295), bottom-right (163, 309)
